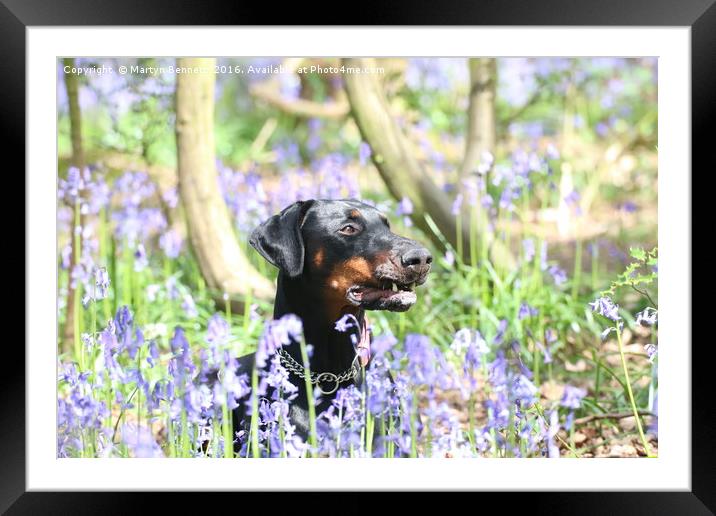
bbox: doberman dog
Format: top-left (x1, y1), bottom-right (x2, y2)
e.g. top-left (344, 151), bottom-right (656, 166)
top-left (231, 199), bottom-right (432, 447)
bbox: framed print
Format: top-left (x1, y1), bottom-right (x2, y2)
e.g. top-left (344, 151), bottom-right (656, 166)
top-left (6, 0), bottom-right (711, 512)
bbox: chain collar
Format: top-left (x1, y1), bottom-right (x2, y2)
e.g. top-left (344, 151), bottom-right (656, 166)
top-left (277, 348), bottom-right (359, 395)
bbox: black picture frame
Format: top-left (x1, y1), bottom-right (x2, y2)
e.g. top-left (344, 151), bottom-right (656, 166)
top-left (6, 0), bottom-right (709, 513)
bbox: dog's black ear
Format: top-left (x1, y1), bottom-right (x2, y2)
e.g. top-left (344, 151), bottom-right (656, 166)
top-left (249, 200), bottom-right (315, 278)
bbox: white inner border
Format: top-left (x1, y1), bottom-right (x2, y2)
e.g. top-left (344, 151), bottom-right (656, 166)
top-left (27, 27), bottom-right (690, 491)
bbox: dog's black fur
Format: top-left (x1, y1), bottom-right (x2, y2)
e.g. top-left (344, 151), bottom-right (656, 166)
top-left (231, 199), bottom-right (432, 450)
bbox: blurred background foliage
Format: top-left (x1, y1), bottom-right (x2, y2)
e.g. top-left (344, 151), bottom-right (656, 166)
top-left (58, 56), bottom-right (657, 253)
top-left (56, 57), bottom-right (658, 458)
top-left (57, 56), bottom-right (658, 340)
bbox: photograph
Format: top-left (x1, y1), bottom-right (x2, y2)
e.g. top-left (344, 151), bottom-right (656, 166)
top-left (56, 56), bottom-right (659, 459)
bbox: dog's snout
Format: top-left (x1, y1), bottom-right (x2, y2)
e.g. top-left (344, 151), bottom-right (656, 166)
top-left (401, 247), bottom-right (433, 270)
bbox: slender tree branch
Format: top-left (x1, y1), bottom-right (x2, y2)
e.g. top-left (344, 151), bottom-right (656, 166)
top-left (573, 411), bottom-right (655, 426)
top-left (631, 285), bottom-right (657, 309)
top-left (250, 80), bottom-right (349, 119)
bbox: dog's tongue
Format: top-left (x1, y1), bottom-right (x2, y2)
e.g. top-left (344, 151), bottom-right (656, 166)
top-left (353, 287), bottom-right (387, 303)
top-left (355, 287), bottom-right (410, 303)
top-left (356, 316), bottom-right (371, 367)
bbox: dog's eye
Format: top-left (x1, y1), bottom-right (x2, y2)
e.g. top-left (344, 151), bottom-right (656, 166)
top-left (339, 224), bottom-right (359, 236)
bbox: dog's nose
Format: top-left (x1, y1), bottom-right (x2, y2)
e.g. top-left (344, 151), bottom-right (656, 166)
top-left (401, 247), bottom-right (433, 270)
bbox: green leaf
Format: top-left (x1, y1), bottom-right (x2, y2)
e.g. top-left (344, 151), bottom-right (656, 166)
top-left (629, 247), bottom-right (646, 261)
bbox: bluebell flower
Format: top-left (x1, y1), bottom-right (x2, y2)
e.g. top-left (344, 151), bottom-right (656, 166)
top-left (162, 187), bottom-right (179, 209)
top-left (359, 142), bottom-right (372, 166)
top-left (488, 350), bottom-right (509, 389)
top-left (548, 265), bottom-right (567, 286)
top-left (476, 151), bottom-right (494, 175)
top-left (523, 238), bottom-right (535, 262)
top-left (164, 276), bottom-right (180, 300)
top-left (518, 302), bottom-right (538, 320)
top-left (134, 243), bottom-right (148, 272)
top-left (405, 334), bottom-right (454, 390)
top-left (94, 267), bottom-right (110, 299)
top-left (649, 392), bottom-right (658, 436)
top-left (636, 307), bottom-right (658, 327)
top-left (564, 190), bottom-right (582, 217)
top-left (560, 385), bottom-right (587, 409)
top-left (512, 374), bottom-right (538, 405)
top-left (444, 250), bottom-right (455, 266)
top-left (334, 313), bottom-right (359, 333)
top-left (206, 313), bottom-right (230, 348)
top-left (159, 229), bottom-right (183, 259)
top-left (256, 314), bottom-right (303, 368)
top-left (546, 143), bottom-right (560, 160)
top-left (493, 319), bottom-right (508, 344)
top-left (535, 340), bottom-right (553, 365)
top-left (451, 194), bottom-right (463, 216)
top-left (58, 166), bottom-right (88, 203)
top-left (181, 293), bottom-right (198, 318)
top-left (396, 197), bottom-right (414, 227)
top-left (121, 424), bottom-right (165, 458)
top-left (589, 296), bottom-right (621, 322)
top-left (546, 410), bottom-right (561, 458)
top-left (620, 201), bottom-right (638, 213)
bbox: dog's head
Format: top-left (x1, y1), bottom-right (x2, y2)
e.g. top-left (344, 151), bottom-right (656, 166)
top-left (250, 199), bottom-right (432, 318)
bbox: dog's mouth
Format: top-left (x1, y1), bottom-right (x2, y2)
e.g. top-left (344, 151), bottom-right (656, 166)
top-left (346, 278), bottom-right (422, 312)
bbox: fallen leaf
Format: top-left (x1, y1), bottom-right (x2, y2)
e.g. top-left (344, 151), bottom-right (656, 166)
top-left (618, 416), bottom-right (636, 432)
top-left (540, 380), bottom-right (565, 401)
top-left (609, 444), bottom-right (638, 457)
top-left (573, 432), bottom-right (587, 445)
top-left (565, 359), bottom-right (587, 372)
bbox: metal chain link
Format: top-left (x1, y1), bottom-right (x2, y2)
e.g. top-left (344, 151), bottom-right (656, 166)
top-left (277, 348), bottom-right (359, 395)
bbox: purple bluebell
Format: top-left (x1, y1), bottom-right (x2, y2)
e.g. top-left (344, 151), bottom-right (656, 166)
top-left (451, 194), bottom-right (463, 216)
top-left (493, 319), bottom-right (508, 344)
top-left (546, 410), bottom-right (560, 458)
top-left (396, 197), bottom-right (414, 227)
top-left (94, 267), bottom-right (110, 299)
top-left (162, 187), bottom-right (179, 209)
top-left (165, 276), bottom-right (180, 300)
top-left (334, 313), bottom-right (359, 333)
top-left (548, 265), bottom-right (567, 286)
top-left (545, 143), bottom-right (560, 160)
top-left (159, 229), bottom-right (183, 259)
top-left (359, 142), bottom-right (372, 166)
top-left (405, 334), bottom-right (454, 390)
top-left (649, 392), bottom-right (658, 436)
top-left (444, 250), bottom-right (455, 266)
top-left (512, 374), bottom-right (538, 405)
top-left (589, 296), bottom-right (621, 322)
top-left (636, 307), bottom-right (658, 327)
top-left (307, 118), bottom-right (323, 154)
top-left (564, 190), bottom-right (582, 217)
top-left (181, 293), bottom-right (198, 318)
top-left (58, 166), bottom-right (87, 203)
top-left (620, 201), bottom-right (638, 213)
top-left (133, 243), bottom-right (148, 272)
top-left (560, 385), bottom-right (587, 409)
top-left (523, 238), bottom-right (535, 262)
top-left (256, 314), bottom-right (303, 368)
top-left (206, 313), bottom-right (231, 348)
top-left (518, 302), bottom-right (538, 320)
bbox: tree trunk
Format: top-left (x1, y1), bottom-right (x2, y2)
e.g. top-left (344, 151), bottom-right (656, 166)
top-left (459, 58), bottom-right (496, 179)
top-left (342, 58), bottom-right (457, 251)
top-left (61, 58), bottom-right (84, 354)
top-left (175, 58), bottom-right (274, 303)
top-left (342, 58), bottom-right (514, 269)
